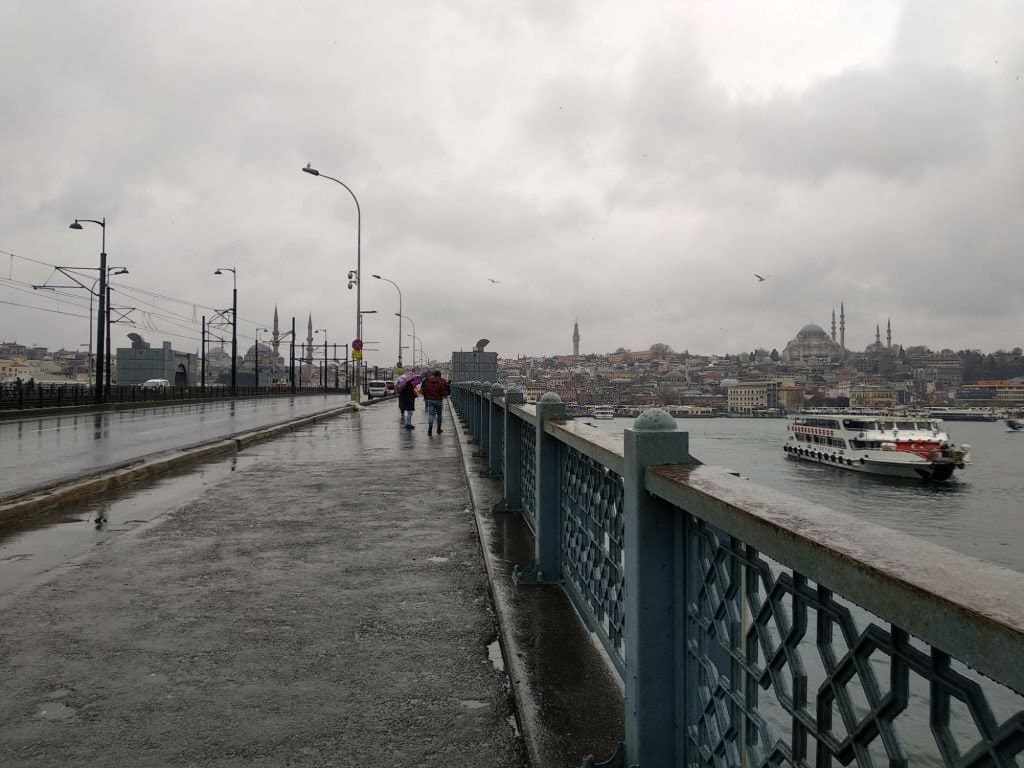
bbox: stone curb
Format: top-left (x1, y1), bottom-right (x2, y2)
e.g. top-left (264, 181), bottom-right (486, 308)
top-left (0, 403), bottom-right (357, 525)
top-left (450, 405), bottom-right (544, 767)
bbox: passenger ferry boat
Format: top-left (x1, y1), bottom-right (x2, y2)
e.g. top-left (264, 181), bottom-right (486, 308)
top-left (592, 405), bottom-right (616, 419)
top-left (784, 413), bottom-right (971, 481)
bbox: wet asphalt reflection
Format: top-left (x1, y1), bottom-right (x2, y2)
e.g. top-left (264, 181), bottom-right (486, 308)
top-left (0, 455), bottom-right (253, 602)
top-left (0, 395), bottom-right (351, 499)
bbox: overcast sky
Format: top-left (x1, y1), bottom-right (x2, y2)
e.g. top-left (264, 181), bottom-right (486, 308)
top-left (2, 1), bottom-right (1022, 365)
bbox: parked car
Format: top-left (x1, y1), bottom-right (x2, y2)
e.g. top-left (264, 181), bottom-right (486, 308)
top-left (385, 381), bottom-right (396, 395)
top-left (141, 378), bottom-right (170, 390)
top-left (366, 380), bottom-right (388, 399)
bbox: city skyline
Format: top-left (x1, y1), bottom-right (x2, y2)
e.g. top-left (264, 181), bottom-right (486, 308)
top-left (2, 3), bottom-right (1023, 358)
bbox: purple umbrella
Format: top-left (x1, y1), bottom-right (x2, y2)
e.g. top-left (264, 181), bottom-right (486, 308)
top-left (395, 372), bottom-right (423, 393)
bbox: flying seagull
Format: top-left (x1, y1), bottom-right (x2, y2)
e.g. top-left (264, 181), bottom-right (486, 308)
top-left (488, 278), bottom-right (501, 284)
top-left (754, 273), bottom-right (768, 282)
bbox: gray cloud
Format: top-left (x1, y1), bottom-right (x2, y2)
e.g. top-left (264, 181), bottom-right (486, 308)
top-left (2, 1), bottom-right (1023, 363)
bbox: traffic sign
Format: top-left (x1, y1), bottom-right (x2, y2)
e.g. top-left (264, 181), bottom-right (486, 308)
top-left (352, 338), bottom-right (363, 351)
top-left (352, 349), bottom-right (363, 361)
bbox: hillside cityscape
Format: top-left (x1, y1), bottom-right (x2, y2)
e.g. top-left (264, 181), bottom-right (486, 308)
top-left (495, 316), bottom-right (1024, 414)
top-left (4, 310), bottom-right (1024, 413)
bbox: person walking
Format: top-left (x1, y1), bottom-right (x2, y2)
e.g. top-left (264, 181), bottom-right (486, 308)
top-left (420, 370), bottom-right (448, 437)
top-left (398, 377), bottom-right (417, 429)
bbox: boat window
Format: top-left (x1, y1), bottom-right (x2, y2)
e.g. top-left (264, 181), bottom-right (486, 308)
top-left (843, 419), bottom-right (876, 430)
top-left (895, 421), bottom-right (917, 430)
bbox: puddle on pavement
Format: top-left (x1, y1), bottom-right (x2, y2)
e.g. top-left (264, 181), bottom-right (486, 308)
top-left (506, 714), bottom-right (521, 738)
top-left (487, 639), bottom-right (505, 673)
top-left (0, 454), bottom-right (258, 594)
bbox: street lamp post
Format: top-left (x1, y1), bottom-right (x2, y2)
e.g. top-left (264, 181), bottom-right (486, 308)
top-left (371, 274), bottom-right (402, 370)
top-left (302, 163), bottom-right (362, 401)
top-left (400, 314), bottom-right (418, 367)
top-left (102, 265), bottom-right (128, 392)
top-left (410, 334), bottom-right (423, 368)
top-left (69, 218), bottom-right (106, 403)
top-left (214, 268), bottom-right (238, 395)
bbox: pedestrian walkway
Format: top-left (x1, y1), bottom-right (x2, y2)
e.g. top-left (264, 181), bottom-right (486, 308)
top-left (0, 401), bottom-right (527, 767)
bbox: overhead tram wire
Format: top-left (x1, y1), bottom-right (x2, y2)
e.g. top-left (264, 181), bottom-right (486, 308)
top-left (0, 298), bottom-right (90, 318)
top-left (4, 250), bottom-right (279, 349)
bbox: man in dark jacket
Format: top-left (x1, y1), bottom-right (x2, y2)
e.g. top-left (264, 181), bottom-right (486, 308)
top-left (420, 370), bottom-right (449, 436)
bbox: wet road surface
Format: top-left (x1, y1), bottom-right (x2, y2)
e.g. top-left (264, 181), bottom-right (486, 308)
top-left (0, 395), bottom-right (353, 499)
top-left (0, 402), bottom-right (526, 767)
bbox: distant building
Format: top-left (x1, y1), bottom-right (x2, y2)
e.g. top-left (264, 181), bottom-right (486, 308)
top-left (450, 340), bottom-right (498, 384)
top-left (849, 384), bottom-right (896, 409)
top-left (955, 379), bottom-right (1024, 406)
top-left (727, 381), bottom-right (780, 413)
top-left (116, 333), bottom-right (196, 385)
top-left (779, 385), bottom-right (805, 412)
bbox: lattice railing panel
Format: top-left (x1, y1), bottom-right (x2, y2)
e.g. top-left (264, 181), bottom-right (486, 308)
top-left (685, 515), bottom-right (1024, 767)
top-left (520, 420), bottom-right (536, 532)
top-left (496, 411), bottom-right (505, 470)
top-left (560, 445), bottom-right (626, 670)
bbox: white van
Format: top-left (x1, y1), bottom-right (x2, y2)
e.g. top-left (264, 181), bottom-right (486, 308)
top-left (366, 380), bottom-right (388, 399)
top-left (141, 378), bottom-right (170, 389)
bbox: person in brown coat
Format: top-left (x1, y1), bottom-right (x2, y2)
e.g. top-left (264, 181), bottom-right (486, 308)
top-left (420, 370), bottom-right (449, 436)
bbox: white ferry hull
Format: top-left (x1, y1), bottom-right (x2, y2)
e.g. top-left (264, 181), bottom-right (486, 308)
top-left (783, 444), bottom-right (958, 481)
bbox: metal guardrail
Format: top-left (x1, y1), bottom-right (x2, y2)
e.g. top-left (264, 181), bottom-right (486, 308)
top-left (0, 382), bottom-right (351, 411)
top-left (452, 381), bottom-right (1024, 768)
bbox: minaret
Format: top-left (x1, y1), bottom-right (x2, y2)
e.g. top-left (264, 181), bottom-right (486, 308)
top-left (831, 309), bottom-right (836, 342)
top-left (839, 302), bottom-right (846, 350)
top-left (572, 320), bottom-right (580, 357)
top-left (886, 318), bottom-right (892, 349)
top-left (875, 324), bottom-right (881, 347)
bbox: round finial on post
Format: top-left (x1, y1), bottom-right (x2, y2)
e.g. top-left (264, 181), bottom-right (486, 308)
top-left (633, 407), bottom-right (677, 431)
top-left (539, 392), bottom-right (562, 404)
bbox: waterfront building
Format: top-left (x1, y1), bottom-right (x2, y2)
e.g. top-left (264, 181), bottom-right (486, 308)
top-left (779, 385), bottom-right (805, 412)
top-left (955, 379), bottom-right (1024, 406)
top-left (726, 380), bottom-right (780, 413)
top-left (849, 383), bottom-right (897, 409)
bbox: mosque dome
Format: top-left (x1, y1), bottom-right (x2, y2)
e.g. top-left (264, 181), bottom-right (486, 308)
top-left (244, 342), bottom-right (275, 361)
top-left (797, 324), bottom-right (829, 340)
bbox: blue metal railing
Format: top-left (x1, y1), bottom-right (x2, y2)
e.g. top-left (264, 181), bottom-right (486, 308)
top-left (451, 382), bottom-right (1024, 767)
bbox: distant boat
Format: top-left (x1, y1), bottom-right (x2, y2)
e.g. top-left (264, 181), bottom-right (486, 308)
top-left (1007, 418), bottom-right (1023, 433)
top-left (927, 408), bottom-right (998, 422)
top-left (592, 405), bottom-right (615, 419)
